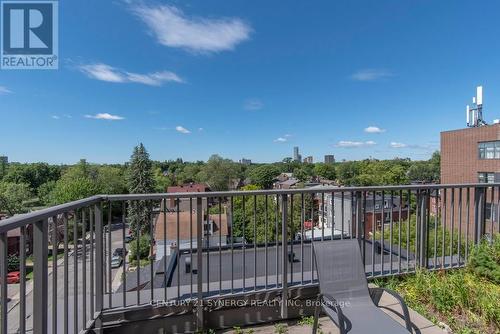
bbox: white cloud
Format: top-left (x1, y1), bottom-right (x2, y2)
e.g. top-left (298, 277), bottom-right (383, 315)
top-left (336, 140), bottom-right (376, 148)
top-left (198, 127), bottom-right (204, 131)
top-left (0, 86), bottom-right (12, 94)
top-left (274, 137), bottom-right (288, 143)
top-left (364, 126), bottom-right (386, 133)
top-left (85, 113), bottom-right (125, 121)
top-left (244, 98), bottom-right (263, 111)
top-left (79, 63), bottom-right (183, 86)
top-left (131, 4), bottom-right (252, 53)
top-left (51, 114), bottom-right (72, 120)
top-left (390, 142), bottom-right (407, 148)
top-left (351, 69), bottom-right (393, 81)
top-left (176, 125), bottom-right (191, 134)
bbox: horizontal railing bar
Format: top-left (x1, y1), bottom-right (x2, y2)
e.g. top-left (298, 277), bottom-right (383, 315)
top-left (2, 183), bottom-right (499, 233)
top-left (104, 183), bottom-right (500, 201)
top-left (0, 195), bottom-right (102, 233)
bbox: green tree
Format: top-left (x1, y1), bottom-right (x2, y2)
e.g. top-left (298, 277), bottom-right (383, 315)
top-left (129, 234), bottom-right (151, 261)
top-left (177, 164), bottom-right (203, 184)
top-left (228, 186), bottom-right (314, 243)
top-left (50, 177), bottom-right (100, 204)
top-left (0, 158), bottom-right (7, 180)
top-left (407, 151), bottom-right (440, 183)
top-left (313, 163), bottom-right (336, 180)
top-left (248, 165), bottom-right (280, 189)
top-left (37, 180), bottom-right (56, 205)
top-left (0, 182), bottom-right (32, 215)
top-left (337, 161), bottom-right (361, 185)
top-left (96, 166), bottom-right (127, 194)
top-left (197, 155), bottom-right (237, 191)
top-left (293, 167), bottom-right (310, 182)
top-left (3, 163), bottom-right (60, 191)
top-left (127, 143), bottom-right (155, 236)
top-left (153, 167), bottom-right (172, 192)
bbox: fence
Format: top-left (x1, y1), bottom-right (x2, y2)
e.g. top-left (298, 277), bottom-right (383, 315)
top-left (0, 184), bottom-right (498, 333)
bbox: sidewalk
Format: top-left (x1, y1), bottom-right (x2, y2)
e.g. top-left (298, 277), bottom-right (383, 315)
top-left (7, 248), bottom-right (73, 312)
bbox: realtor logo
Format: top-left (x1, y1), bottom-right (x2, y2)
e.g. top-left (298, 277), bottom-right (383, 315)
top-left (1, 0), bottom-right (58, 69)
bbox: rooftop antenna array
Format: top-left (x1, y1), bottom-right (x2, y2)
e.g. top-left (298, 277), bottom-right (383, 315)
top-left (466, 86), bottom-right (486, 127)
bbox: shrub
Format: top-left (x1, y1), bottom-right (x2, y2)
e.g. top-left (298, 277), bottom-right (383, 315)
top-left (375, 235), bottom-right (500, 333)
top-left (374, 215), bottom-right (467, 258)
top-left (129, 234), bottom-right (151, 260)
top-left (467, 235), bottom-right (500, 284)
top-left (7, 254), bottom-right (19, 272)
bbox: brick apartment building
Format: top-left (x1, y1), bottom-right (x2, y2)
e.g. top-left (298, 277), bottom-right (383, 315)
top-left (440, 123), bottom-right (500, 236)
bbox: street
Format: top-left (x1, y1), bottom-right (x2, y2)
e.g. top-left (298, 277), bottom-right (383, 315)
top-left (6, 226), bottom-right (129, 333)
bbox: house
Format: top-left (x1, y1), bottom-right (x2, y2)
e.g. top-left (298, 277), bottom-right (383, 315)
top-left (311, 186), bottom-right (409, 239)
top-left (166, 183), bottom-right (211, 208)
top-left (275, 172), bottom-right (293, 183)
top-left (274, 178), bottom-right (299, 189)
top-left (154, 211), bottom-right (229, 260)
top-left (229, 178), bottom-right (244, 190)
top-left (5, 227), bottom-right (33, 256)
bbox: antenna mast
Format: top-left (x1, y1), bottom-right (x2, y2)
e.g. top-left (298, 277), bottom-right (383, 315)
top-left (466, 85), bottom-right (486, 127)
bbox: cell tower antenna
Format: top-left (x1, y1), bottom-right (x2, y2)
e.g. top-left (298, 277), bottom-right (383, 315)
top-left (466, 85), bottom-right (486, 127)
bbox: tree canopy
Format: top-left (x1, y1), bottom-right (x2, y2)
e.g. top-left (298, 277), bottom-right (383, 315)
top-left (0, 145), bottom-right (441, 217)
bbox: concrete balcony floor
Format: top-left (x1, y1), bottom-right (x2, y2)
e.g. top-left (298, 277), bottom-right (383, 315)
top-left (220, 288), bottom-right (447, 334)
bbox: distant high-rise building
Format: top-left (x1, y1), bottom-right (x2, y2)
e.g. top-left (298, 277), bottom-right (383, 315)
top-left (304, 156), bottom-right (313, 163)
top-left (324, 155), bottom-right (335, 164)
top-left (239, 158), bottom-right (252, 165)
top-left (293, 147), bottom-right (301, 162)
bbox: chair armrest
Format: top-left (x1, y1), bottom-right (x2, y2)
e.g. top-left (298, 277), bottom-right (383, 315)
top-left (369, 287), bottom-right (412, 332)
top-left (318, 293), bottom-right (347, 334)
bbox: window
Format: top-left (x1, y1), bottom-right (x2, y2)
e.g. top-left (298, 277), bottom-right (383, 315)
top-left (478, 172), bottom-right (495, 184)
top-left (478, 141), bottom-right (500, 159)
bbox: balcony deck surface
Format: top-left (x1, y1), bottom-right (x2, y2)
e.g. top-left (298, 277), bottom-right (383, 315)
top-left (219, 287), bottom-right (447, 334)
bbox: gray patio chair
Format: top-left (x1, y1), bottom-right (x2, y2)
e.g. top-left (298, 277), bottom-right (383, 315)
top-left (312, 239), bottom-right (412, 334)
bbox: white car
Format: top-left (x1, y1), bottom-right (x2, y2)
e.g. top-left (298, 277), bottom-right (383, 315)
top-left (111, 255), bottom-right (123, 268)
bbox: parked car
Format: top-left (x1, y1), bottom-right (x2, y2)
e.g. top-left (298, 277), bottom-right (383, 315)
top-left (111, 255), bottom-right (123, 268)
top-left (124, 235), bottom-right (133, 243)
top-left (7, 271), bottom-right (20, 284)
top-left (75, 244), bottom-right (91, 257)
top-left (113, 248), bottom-right (127, 257)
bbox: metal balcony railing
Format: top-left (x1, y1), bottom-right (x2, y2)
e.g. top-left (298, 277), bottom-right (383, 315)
top-left (0, 184), bottom-right (499, 333)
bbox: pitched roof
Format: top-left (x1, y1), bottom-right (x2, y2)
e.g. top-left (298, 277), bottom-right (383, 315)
top-left (167, 183), bottom-right (210, 193)
top-left (155, 211), bottom-right (229, 241)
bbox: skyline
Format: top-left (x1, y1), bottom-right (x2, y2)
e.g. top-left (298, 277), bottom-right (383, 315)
top-left (2, 1), bottom-right (500, 164)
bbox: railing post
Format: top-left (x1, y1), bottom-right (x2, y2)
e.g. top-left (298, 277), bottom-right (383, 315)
top-left (94, 203), bottom-right (104, 330)
top-left (196, 197), bottom-right (204, 331)
top-left (281, 194), bottom-right (288, 319)
top-left (474, 187), bottom-right (486, 244)
top-left (33, 219), bottom-right (48, 334)
top-left (0, 232), bottom-right (7, 334)
top-left (355, 191), bottom-right (364, 261)
top-left (418, 190), bottom-right (429, 268)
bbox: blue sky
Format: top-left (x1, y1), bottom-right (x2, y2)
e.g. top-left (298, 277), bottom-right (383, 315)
top-left (2, 0), bottom-right (500, 164)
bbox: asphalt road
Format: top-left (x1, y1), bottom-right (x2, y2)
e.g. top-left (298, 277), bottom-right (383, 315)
top-left (6, 226), bottom-right (129, 333)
